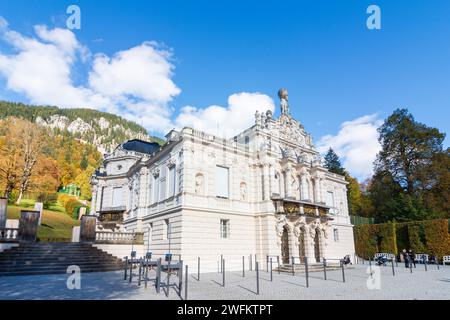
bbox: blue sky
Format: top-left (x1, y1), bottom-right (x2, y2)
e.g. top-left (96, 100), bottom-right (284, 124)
top-left (0, 0), bottom-right (449, 179)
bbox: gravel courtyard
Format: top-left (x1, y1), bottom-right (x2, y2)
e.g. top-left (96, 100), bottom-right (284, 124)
top-left (0, 263), bottom-right (449, 300)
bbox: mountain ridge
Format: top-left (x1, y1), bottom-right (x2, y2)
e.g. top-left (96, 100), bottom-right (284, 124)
top-left (0, 101), bottom-right (164, 153)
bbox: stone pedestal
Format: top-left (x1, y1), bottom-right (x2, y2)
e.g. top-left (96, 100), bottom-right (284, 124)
top-left (34, 202), bottom-right (43, 225)
top-left (72, 226), bottom-right (80, 242)
top-left (18, 210), bottom-right (40, 242)
top-left (80, 215), bottom-right (97, 243)
top-left (0, 197), bottom-right (7, 229)
top-left (78, 207), bottom-right (87, 221)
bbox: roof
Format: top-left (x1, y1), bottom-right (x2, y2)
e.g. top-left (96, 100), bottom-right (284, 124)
top-left (122, 139), bottom-right (160, 155)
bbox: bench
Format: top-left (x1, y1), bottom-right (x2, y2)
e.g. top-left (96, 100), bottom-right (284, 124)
top-left (414, 253), bottom-right (428, 263)
top-left (443, 256), bottom-right (450, 267)
top-left (374, 253), bottom-right (395, 261)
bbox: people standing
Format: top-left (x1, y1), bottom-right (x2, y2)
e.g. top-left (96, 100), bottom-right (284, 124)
top-left (402, 249), bottom-right (409, 268)
top-left (408, 249), bottom-right (416, 268)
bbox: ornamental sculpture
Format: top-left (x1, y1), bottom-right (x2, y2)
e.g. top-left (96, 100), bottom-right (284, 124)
top-left (278, 88), bottom-right (290, 115)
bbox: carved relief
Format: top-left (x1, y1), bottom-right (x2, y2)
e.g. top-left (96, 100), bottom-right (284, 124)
top-left (240, 182), bottom-right (247, 201)
top-left (275, 215), bottom-right (288, 246)
top-left (195, 173), bottom-right (204, 195)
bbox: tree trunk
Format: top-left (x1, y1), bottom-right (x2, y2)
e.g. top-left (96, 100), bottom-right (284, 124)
top-left (15, 190), bottom-right (23, 205)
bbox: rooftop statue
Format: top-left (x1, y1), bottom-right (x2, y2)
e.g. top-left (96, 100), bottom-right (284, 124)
top-left (278, 88), bottom-right (290, 115)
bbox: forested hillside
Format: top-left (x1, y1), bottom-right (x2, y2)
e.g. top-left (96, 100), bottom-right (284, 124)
top-left (0, 117), bottom-right (102, 202)
top-left (0, 101), bottom-right (164, 153)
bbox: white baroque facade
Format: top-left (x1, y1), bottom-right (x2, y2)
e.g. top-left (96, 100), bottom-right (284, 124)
top-left (91, 90), bottom-right (355, 271)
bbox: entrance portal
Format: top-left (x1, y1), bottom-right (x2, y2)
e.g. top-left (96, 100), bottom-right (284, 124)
top-left (314, 229), bottom-right (321, 263)
top-left (281, 226), bottom-right (290, 264)
top-left (298, 229), bottom-right (306, 263)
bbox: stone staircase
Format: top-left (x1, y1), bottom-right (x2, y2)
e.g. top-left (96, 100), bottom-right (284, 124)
top-left (0, 242), bottom-right (125, 276)
top-left (275, 262), bottom-right (347, 273)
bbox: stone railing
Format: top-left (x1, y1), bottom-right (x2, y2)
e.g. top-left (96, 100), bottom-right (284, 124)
top-left (95, 231), bottom-right (144, 245)
top-left (0, 228), bottom-right (19, 242)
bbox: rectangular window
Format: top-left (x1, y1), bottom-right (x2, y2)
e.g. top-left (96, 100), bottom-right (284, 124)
top-left (112, 187), bottom-right (123, 207)
top-left (168, 165), bottom-right (176, 197)
top-left (216, 166), bottom-right (229, 198)
top-left (326, 191), bottom-right (335, 207)
top-left (333, 228), bottom-right (339, 242)
top-left (153, 175), bottom-right (159, 204)
top-left (159, 167), bottom-right (167, 201)
top-left (163, 219), bottom-right (171, 240)
top-left (220, 219), bottom-right (230, 238)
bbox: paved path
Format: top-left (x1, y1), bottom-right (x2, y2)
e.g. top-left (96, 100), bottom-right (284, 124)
top-left (0, 264), bottom-right (449, 300)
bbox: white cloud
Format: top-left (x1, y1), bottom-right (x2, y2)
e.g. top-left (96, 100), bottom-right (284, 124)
top-left (89, 42), bottom-right (180, 103)
top-left (317, 114), bottom-right (383, 180)
top-left (0, 18), bottom-right (277, 138)
top-left (0, 18), bottom-right (180, 135)
top-left (175, 92), bottom-right (275, 138)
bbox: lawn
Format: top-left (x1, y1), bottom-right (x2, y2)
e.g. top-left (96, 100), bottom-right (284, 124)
top-left (7, 201), bottom-right (80, 242)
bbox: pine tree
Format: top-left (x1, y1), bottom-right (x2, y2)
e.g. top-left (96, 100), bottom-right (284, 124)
top-left (323, 148), bottom-right (346, 176)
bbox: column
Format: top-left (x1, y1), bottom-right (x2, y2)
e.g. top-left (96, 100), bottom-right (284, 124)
top-left (0, 197), bottom-right (7, 229)
top-left (285, 166), bottom-right (292, 198)
top-left (90, 187), bottom-right (97, 215)
top-left (263, 164), bottom-right (271, 201)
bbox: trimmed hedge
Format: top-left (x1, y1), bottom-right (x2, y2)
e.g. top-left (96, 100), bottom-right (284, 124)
top-left (354, 219), bottom-right (450, 259)
top-left (57, 193), bottom-right (84, 218)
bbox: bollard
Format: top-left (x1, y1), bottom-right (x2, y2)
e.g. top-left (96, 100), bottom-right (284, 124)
top-left (156, 258), bottom-right (161, 293)
top-left (220, 254), bottom-right (223, 273)
top-left (391, 259), bottom-right (395, 276)
top-left (166, 260), bottom-right (171, 297)
top-left (145, 260), bottom-right (149, 288)
top-left (256, 261), bottom-right (260, 295)
top-left (305, 257), bottom-right (309, 288)
top-left (217, 261), bottom-right (219, 273)
top-left (250, 255), bottom-right (252, 271)
top-left (129, 259), bottom-right (133, 283)
top-left (185, 265), bottom-right (188, 300)
top-left (222, 259), bottom-right (225, 287)
top-left (270, 258), bottom-right (273, 282)
top-left (124, 256), bottom-right (128, 280)
top-left (242, 256), bottom-right (245, 278)
top-left (424, 257), bottom-right (427, 271)
top-left (178, 261), bottom-right (184, 296)
top-left (138, 259), bottom-right (142, 286)
top-left (291, 257), bottom-right (295, 276)
top-left (266, 255), bottom-right (269, 273)
top-left (277, 256), bottom-right (280, 275)
top-left (323, 258), bottom-right (327, 280)
top-left (197, 257), bottom-right (200, 281)
top-left (437, 257), bottom-right (440, 270)
top-left (340, 259), bottom-right (346, 283)
top-left (368, 258), bottom-right (372, 278)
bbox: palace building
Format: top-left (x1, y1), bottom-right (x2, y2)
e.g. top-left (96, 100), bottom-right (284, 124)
top-left (90, 89), bottom-right (355, 271)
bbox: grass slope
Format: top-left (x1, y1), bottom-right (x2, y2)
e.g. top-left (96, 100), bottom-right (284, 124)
top-left (7, 201), bottom-right (80, 241)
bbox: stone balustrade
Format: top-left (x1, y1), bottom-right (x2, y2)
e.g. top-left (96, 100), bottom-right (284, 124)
top-left (0, 228), bottom-right (19, 242)
top-left (95, 231), bottom-right (144, 245)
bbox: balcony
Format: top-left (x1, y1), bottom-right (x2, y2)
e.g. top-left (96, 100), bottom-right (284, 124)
top-left (273, 198), bottom-right (333, 221)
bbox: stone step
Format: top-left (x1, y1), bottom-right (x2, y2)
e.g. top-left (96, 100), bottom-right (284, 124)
top-left (0, 258), bottom-right (124, 266)
top-left (0, 243), bottom-right (124, 276)
top-left (0, 266), bottom-right (123, 277)
top-left (0, 251), bottom-right (115, 261)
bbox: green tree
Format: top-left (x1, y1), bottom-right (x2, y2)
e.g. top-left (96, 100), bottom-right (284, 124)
top-left (323, 148), bottom-right (346, 176)
top-left (370, 109), bottom-right (447, 222)
top-left (80, 154), bottom-right (88, 170)
top-left (375, 109), bottom-right (445, 195)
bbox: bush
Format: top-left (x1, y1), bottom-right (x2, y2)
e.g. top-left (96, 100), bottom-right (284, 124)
top-left (354, 219), bottom-right (450, 259)
top-left (7, 191), bottom-right (18, 204)
top-left (36, 192), bottom-right (58, 209)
